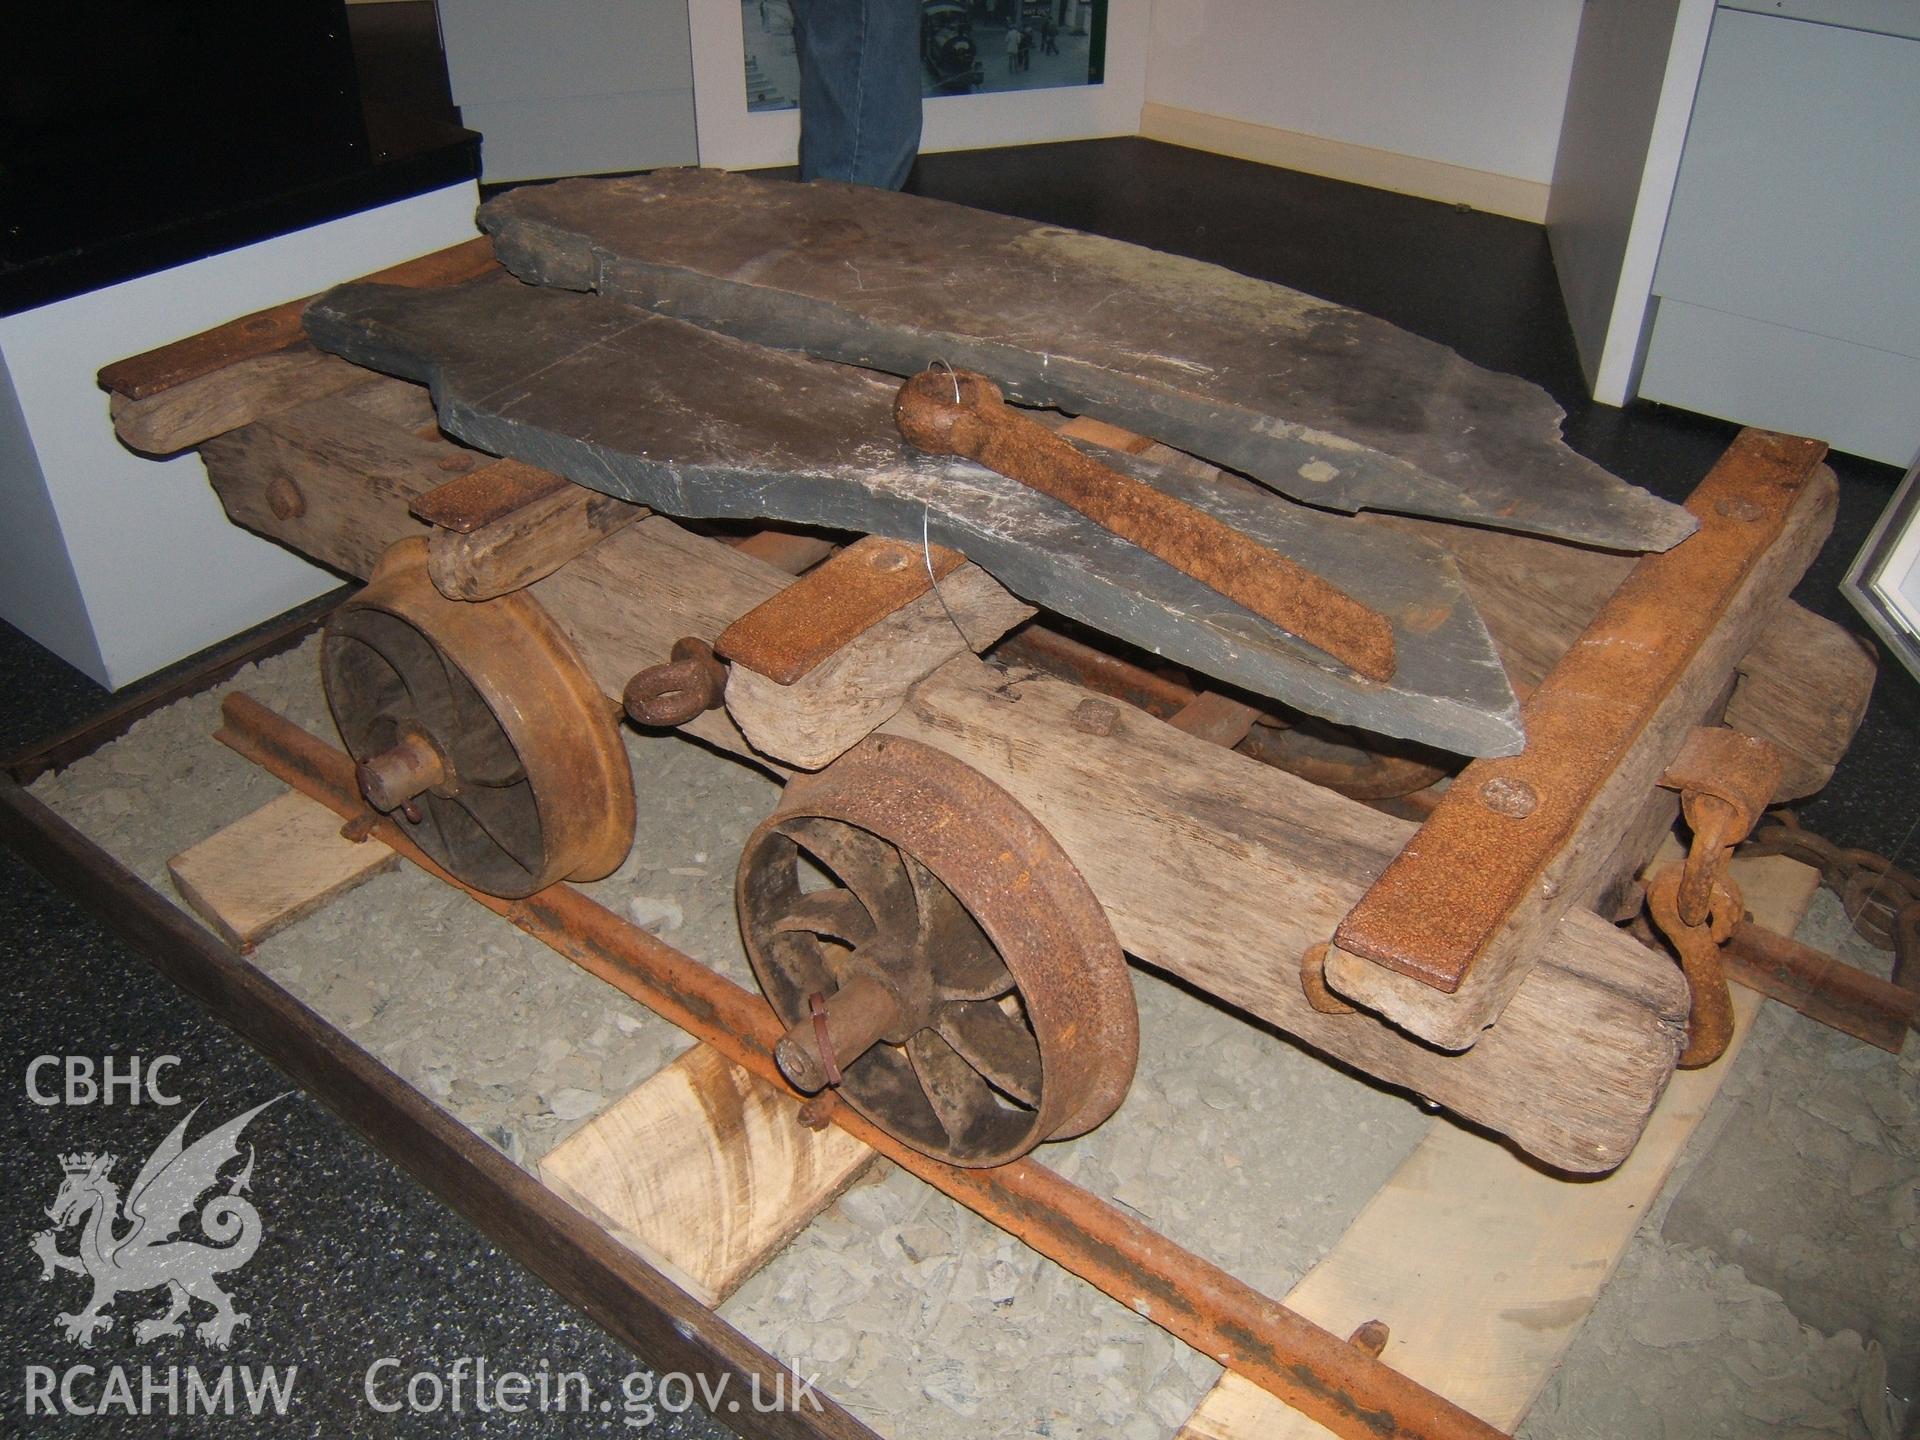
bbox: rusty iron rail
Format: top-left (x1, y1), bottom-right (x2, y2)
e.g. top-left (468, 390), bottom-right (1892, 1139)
top-left (214, 692), bottom-right (1505, 1440)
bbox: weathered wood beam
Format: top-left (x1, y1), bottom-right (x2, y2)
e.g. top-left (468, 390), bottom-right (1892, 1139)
top-left (413, 459), bottom-right (650, 601)
top-left (109, 345), bottom-right (371, 455)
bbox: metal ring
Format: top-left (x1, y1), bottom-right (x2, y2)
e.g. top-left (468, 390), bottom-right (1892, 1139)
top-left (807, 991), bottom-right (843, 1087)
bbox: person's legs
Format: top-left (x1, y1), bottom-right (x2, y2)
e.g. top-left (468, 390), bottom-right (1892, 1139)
top-left (790, 0), bottom-right (923, 189)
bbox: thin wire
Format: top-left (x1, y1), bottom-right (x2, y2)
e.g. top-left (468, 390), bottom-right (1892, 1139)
top-left (928, 356), bottom-right (962, 404)
top-left (922, 506), bottom-right (970, 647)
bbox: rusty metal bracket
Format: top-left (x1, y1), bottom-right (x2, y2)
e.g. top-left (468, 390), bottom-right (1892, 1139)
top-left (1331, 432), bottom-right (1827, 1020)
top-left (623, 638), bottom-right (728, 728)
top-left (1659, 726), bottom-right (1782, 926)
top-left (1642, 727), bottom-right (1781, 1068)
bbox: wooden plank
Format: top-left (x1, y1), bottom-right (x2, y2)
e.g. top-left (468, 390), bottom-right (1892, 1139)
top-left (1178, 853), bottom-right (1821, 1439)
top-left (97, 237), bottom-right (498, 400)
top-left (0, 779), bottom-right (875, 1440)
top-left (723, 565), bottom-right (1035, 770)
top-left (541, 1044), bottom-right (875, 1308)
top-left (109, 345), bottom-right (371, 455)
top-left (1325, 433), bottom-right (1836, 1050)
top-left (167, 791), bottom-right (399, 950)
top-left (479, 169), bottom-right (1693, 552)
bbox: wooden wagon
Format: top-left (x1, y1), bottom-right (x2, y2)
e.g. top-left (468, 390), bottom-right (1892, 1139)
top-left (78, 171), bottom-right (1889, 1439)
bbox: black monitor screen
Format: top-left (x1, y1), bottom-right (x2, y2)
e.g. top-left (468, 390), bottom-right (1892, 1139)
top-left (1, 0), bottom-right (368, 267)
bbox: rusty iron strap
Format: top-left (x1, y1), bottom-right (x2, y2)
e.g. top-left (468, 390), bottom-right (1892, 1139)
top-left (894, 369), bottom-right (1398, 682)
top-left (408, 459), bottom-right (575, 533)
top-left (717, 535), bottom-right (966, 684)
top-left (1335, 431), bottom-right (1827, 993)
top-left (213, 692), bottom-right (1503, 1440)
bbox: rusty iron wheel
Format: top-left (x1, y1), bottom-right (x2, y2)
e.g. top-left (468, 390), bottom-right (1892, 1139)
top-left (737, 735), bottom-right (1137, 1167)
top-left (322, 538), bottom-right (634, 899)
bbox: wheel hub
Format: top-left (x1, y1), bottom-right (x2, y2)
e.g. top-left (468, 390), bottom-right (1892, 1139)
top-left (322, 538), bottom-right (634, 899)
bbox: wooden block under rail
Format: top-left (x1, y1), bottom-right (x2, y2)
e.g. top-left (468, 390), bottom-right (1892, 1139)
top-left (167, 791), bottom-right (400, 951)
top-left (717, 536), bottom-right (969, 685)
top-left (540, 1044), bottom-right (876, 1308)
top-left (1179, 853), bottom-right (1819, 1438)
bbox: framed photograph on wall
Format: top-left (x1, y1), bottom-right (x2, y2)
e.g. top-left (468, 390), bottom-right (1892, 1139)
top-left (690, 0), bottom-right (1149, 172)
top-left (1844, 457), bottom-right (1920, 684)
top-left (744, 1), bottom-right (1109, 114)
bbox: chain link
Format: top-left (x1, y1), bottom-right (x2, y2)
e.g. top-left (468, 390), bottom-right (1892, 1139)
top-left (1738, 811), bottom-right (1920, 958)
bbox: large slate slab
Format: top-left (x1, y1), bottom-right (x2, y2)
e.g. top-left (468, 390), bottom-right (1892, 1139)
top-left (305, 276), bottom-right (1522, 755)
top-left (478, 168), bottom-right (1693, 554)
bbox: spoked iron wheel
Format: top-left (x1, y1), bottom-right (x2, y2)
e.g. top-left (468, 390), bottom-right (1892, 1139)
top-left (322, 538), bottom-right (634, 899)
top-left (737, 735), bottom-right (1137, 1166)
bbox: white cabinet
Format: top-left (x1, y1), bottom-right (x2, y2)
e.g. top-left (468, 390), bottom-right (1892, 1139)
top-left (1550, 1), bottom-right (1920, 466)
top-left (1638, 7), bottom-right (1920, 465)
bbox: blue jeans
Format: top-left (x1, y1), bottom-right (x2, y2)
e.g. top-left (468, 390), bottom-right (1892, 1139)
top-left (790, 0), bottom-right (923, 189)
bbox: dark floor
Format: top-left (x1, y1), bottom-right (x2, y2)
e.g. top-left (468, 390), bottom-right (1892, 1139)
top-left (3, 9), bottom-right (1916, 1436)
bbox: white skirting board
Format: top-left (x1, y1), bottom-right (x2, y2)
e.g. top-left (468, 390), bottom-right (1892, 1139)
top-left (1137, 103), bottom-right (1551, 224)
